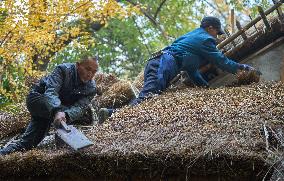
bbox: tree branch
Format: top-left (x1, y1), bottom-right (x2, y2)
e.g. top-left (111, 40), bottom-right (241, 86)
top-left (132, 17), bottom-right (151, 55)
top-left (125, 0), bottom-right (169, 41)
top-left (202, 0), bottom-right (227, 22)
top-left (154, 0), bottom-right (167, 19)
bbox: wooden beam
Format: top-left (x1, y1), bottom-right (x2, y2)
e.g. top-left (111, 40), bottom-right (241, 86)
top-left (224, 31), bottom-right (261, 57)
top-left (236, 20), bottom-right (248, 40)
top-left (258, 6), bottom-right (271, 31)
top-left (217, 1), bottom-right (283, 49)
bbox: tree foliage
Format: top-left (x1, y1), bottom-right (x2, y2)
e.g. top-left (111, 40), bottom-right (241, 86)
top-left (0, 0), bottom-right (137, 105)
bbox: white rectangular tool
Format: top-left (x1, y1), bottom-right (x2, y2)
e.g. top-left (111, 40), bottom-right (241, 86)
top-left (55, 121), bottom-right (93, 151)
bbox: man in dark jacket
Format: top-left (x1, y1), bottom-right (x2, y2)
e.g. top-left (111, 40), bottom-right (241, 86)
top-left (98, 16), bottom-right (260, 123)
top-left (0, 57), bottom-right (98, 155)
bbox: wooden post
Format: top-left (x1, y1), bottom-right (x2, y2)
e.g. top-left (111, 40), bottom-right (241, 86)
top-left (231, 9), bottom-right (235, 33)
top-left (272, 0), bottom-right (284, 31)
top-left (257, 6), bottom-right (272, 31)
top-left (217, 1), bottom-right (283, 49)
top-left (249, 15), bottom-right (259, 33)
top-left (272, 0), bottom-right (284, 20)
top-left (236, 20), bottom-right (248, 40)
top-left (224, 28), bottom-right (237, 47)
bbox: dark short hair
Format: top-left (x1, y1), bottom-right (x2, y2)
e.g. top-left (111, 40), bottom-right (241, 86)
top-left (80, 55), bottom-right (99, 63)
top-left (200, 16), bottom-right (224, 35)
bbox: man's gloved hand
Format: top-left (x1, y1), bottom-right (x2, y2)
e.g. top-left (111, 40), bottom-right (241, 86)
top-left (53, 111), bottom-right (66, 128)
top-left (239, 64), bottom-right (262, 76)
top-left (239, 64), bottom-right (255, 71)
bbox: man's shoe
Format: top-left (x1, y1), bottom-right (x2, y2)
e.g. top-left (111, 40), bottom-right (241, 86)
top-left (98, 108), bottom-right (113, 124)
top-left (0, 142), bottom-right (25, 156)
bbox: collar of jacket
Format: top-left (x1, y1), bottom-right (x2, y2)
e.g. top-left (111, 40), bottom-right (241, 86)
top-left (199, 27), bottom-right (217, 41)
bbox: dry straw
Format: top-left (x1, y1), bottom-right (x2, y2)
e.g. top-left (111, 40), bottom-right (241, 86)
top-left (96, 80), bottom-right (136, 108)
top-left (94, 72), bottom-right (119, 95)
top-left (0, 81), bottom-right (283, 180)
top-left (0, 104), bottom-right (30, 139)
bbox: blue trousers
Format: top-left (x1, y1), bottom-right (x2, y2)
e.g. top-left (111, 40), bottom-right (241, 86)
top-left (130, 52), bottom-right (178, 105)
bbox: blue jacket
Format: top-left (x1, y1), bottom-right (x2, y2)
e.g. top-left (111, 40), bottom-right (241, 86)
top-left (31, 63), bottom-right (96, 121)
top-left (164, 27), bottom-right (240, 86)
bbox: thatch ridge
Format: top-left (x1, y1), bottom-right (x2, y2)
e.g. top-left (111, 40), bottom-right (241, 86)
top-left (0, 149), bottom-right (270, 180)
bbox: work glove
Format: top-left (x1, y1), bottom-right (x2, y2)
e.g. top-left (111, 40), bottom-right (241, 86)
top-left (53, 111), bottom-right (66, 128)
top-left (239, 64), bottom-right (255, 71)
top-left (239, 64), bottom-right (262, 76)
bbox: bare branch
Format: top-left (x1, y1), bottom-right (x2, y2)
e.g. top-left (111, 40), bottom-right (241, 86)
top-left (132, 17), bottom-right (151, 55)
top-left (154, 0), bottom-right (167, 19)
top-left (125, 0), bottom-right (169, 41)
top-left (202, 0), bottom-right (227, 22)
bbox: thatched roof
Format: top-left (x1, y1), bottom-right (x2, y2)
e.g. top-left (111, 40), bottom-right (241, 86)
top-left (0, 104), bottom-right (29, 139)
top-left (0, 81), bottom-right (283, 180)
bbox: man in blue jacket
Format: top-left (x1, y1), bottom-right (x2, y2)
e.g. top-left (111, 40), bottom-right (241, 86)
top-left (98, 16), bottom-right (258, 123)
top-left (0, 56), bottom-right (98, 155)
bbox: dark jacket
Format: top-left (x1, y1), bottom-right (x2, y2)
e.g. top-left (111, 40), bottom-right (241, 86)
top-left (31, 63), bottom-right (96, 122)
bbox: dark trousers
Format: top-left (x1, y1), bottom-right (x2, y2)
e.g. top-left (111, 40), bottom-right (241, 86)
top-left (130, 52), bottom-right (178, 105)
top-left (15, 90), bottom-right (91, 151)
top-left (15, 91), bottom-right (55, 150)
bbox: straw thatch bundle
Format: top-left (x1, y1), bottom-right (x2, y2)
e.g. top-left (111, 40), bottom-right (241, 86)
top-left (233, 70), bottom-right (261, 86)
top-left (0, 81), bottom-right (283, 180)
top-left (92, 81), bottom-right (284, 156)
top-left (237, 70), bottom-right (260, 84)
top-left (0, 104), bottom-right (30, 139)
top-left (25, 75), bottom-right (39, 88)
top-left (94, 72), bottom-right (119, 95)
top-left (24, 73), bottom-right (45, 89)
top-left (95, 80), bottom-right (136, 109)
